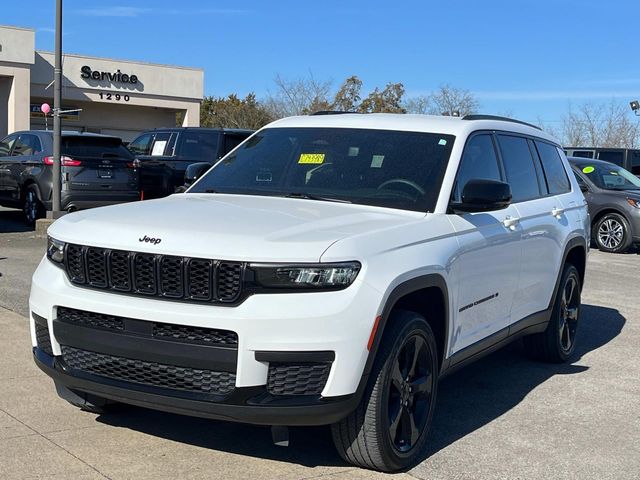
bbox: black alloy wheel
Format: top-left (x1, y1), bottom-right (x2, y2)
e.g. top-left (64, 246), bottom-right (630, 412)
top-left (387, 334), bottom-right (434, 453)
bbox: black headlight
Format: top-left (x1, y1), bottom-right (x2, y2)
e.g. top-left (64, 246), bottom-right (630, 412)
top-left (249, 262), bottom-right (361, 290)
top-left (46, 236), bottom-right (65, 266)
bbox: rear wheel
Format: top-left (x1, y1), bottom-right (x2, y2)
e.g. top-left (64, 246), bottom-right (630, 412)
top-left (594, 212), bottom-right (632, 253)
top-left (524, 263), bottom-right (581, 363)
top-left (331, 311), bottom-right (438, 472)
top-left (23, 185), bottom-right (45, 226)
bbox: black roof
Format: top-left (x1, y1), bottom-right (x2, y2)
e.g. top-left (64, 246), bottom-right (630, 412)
top-left (142, 127), bottom-right (254, 134)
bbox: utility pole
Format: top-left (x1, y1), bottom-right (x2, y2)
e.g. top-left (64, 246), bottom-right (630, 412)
top-left (50, 0), bottom-right (63, 218)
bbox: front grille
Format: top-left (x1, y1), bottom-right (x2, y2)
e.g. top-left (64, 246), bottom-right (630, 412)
top-left (64, 244), bottom-right (244, 304)
top-left (267, 363), bottom-right (331, 396)
top-left (35, 321), bottom-right (54, 356)
top-left (57, 307), bottom-right (238, 347)
top-left (62, 346), bottom-right (236, 395)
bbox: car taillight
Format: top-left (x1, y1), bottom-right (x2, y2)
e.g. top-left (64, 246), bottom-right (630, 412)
top-left (43, 156), bottom-right (82, 167)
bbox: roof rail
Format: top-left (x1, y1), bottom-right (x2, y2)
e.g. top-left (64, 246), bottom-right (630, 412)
top-left (462, 114), bottom-right (542, 131)
top-left (310, 110), bottom-right (358, 116)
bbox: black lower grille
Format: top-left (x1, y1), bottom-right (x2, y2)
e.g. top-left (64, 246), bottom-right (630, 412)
top-left (267, 363), bottom-right (331, 396)
top-left (57, 307), bottom-right (238, 348)
top-left (63, 244), bottom-right (244, 305)
top-left (62, 346), bottom-right (236, 395)
top-left (35, 321), bottom-right (54, 356)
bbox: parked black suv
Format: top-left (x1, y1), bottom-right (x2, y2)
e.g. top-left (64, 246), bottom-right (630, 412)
top-left (127, 127), bottom-right (253, 199)
top-left (0, 131), bottom-right (139, 224)
top-left (565, 147), bottom-right (640, 175)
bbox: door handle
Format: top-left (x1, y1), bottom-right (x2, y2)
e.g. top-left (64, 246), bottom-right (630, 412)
top-left (551, 207), bottom-right (565, 218)
top-left (502, 216), bottom-right (520, 230)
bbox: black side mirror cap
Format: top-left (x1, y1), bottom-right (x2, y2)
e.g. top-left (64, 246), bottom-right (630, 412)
top-left (579, 184), bottom-right (589, 193)
top-left (453, 179), bottom-right (512, 213)
top-left (184, 162), bottom-right (212, 186)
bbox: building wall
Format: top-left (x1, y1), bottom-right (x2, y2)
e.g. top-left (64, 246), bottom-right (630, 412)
top-left (0, 26), bottom-right (34, 137)
top-left (0, 25), bottom-right (204, 140)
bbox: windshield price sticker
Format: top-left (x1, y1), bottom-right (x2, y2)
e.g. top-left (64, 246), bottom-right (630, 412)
top-left (582, 166), bottom-right (595, 174)
top-left (299, 153), bottom-right (325, 164)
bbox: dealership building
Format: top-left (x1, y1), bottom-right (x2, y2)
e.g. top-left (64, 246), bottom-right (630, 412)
top-left (0, 25), bottom-right (203, 142)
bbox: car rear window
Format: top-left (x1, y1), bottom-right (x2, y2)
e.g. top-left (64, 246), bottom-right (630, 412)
top-left (62, 136), bottom-right (134, 160)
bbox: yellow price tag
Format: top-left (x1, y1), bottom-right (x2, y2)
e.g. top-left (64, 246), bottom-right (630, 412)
top-left (298, 153), bottom-right (325, 164)
top-left (582, 166), bottom-right (594, 174)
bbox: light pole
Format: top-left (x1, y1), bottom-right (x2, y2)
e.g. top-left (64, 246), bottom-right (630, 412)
top-left (49, 0), bottom-right (63, 218)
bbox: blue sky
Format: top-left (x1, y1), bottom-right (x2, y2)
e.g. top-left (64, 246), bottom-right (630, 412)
top-left (3, 0), bottom-right (640, 125)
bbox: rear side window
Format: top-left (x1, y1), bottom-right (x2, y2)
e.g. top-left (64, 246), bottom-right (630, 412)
top-left (630, 150), bottom-right (640, 175)
top-left (572, 150), bottom-right (594, 159)
top-left (497, 134), bottom-right (541, 202)
top-left (11, 134), bottom-right (41, 156)
top-left (598, 150), bottom-right (624, 166)
top-left (62, 136), bottom-right (134, 160)
top-left (0, 135), bottom-right (17, 156)
top-left (180, 131), bottom-right (219, 161)
top-left (150, 132), bottom-right (175, 156)
top-left (535, 141), bottom-right (571, 194)
top-left (453, 134), bottom-right (501, 202)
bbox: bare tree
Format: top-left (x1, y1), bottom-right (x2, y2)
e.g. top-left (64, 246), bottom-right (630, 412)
top-left (554, 101), bottom-right (640, 148)
top-left (263, 73), bottom-right (333, 118)
top-left (405, 84), bottom-right (479, 116)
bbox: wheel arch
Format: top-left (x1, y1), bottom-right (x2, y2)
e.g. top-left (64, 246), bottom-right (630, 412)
top-left (591, 207), bottom-right (630, 232)
top-left (20, 179), bottom-right (43, 202)
top-left (364, 274), bottom-right (449, 383)
top-left (549, 236), bottom-right (587, 310)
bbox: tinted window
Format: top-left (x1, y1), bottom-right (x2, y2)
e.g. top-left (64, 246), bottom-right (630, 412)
top-left (180, 131), bottom-right (219, 160)
top-left (12, 134), bottom-right (42, 157)
top-left (572, 151), bottom-right (594, 159)
top-left (0, 135), bottom-right (17, 157)
top-left (128, 133), bottom-right (153, 156)
top-left (598, 151), bottom-right (624, 166)
top-left (223, 134), bottom-right (248, 155)
top-left (453, 134), bottom-right (501, 202)
top-left (61, 136), bottom-right (134, 160)
top-left (497, 135), bottom-right (541, 202)
top-left (630, 150), bottom-right (640, 175)
top-left (150, 132), bottom-right (174, 156)
top-left (535, 141), bottom-right (570, 194)
top-left (190, 127), bottom-right (455, 212)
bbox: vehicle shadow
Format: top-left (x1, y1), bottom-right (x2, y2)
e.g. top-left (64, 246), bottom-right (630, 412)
top-left (0, 208), bottom-right (32, 233)
top-left (95, 303), bottom-right (624, 468)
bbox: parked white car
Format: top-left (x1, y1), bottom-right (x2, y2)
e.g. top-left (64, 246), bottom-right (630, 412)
top-left (30, 113), bottom-right (589, 471)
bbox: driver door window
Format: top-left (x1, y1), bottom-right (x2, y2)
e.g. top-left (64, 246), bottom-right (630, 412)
top-left (453, 134), bottom-right (502, 202)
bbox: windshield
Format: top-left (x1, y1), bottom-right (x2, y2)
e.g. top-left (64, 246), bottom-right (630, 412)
top-left (188, 127), bottom-right (455, 212)
top-left (575, 162), bottom-right (640, 190)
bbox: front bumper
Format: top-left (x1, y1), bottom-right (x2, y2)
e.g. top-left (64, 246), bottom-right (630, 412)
top-left (29, 257), bottom-right (381, 424)
top-left (33, 347), bottom-right (359, 425)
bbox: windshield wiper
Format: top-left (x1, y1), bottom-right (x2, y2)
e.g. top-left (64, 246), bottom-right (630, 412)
top-left (284, 192), bottom-right (352, 203)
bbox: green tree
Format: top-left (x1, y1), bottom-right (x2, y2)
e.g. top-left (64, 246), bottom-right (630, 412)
top-left (200, 93), bottom-right (272, 130)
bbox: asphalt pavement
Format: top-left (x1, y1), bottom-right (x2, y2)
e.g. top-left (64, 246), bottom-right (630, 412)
top-left (0, 210), bottom-right (638, 479)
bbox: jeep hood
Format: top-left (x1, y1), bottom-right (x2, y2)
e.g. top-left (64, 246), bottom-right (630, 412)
top-left (48, 194), bottom-right (424, 262)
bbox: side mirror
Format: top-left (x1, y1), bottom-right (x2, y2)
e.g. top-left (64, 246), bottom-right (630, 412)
top-left (184, 162), bottom-right (212, 187)
top-left (579, 183), bottom-right (589, 193)
top-left (455, 179), bottom-right (512, 212)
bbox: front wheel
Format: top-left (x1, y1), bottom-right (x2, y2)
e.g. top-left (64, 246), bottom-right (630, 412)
top-left (331, 311), bottom-right (438, 472)
top-left (594, 213), bottom-right (632, 253)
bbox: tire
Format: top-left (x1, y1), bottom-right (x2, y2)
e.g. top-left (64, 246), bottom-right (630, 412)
top-left (23, 184), bottom-right (45, 226)
top-left (524, 263), bottom-right (581, 363)
top-left (593, 212), bottom-right (632, 253)
top-left (331, 311), bottom-right (439, 472)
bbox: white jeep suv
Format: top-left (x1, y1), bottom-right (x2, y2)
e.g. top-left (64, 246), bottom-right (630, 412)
top-left (30, 113), bottom-right (589, 471)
